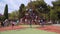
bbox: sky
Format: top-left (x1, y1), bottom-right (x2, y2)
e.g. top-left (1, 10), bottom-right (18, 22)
top-left (0, 0), bottom-right (56, 14)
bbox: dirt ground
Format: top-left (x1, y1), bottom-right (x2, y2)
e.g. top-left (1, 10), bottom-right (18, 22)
top-left (0, 24), bottom-right (60, 34)
top-left (37, 25), bottom-right (60, 34)
top-left (0, 25), bottom-right (24, 31)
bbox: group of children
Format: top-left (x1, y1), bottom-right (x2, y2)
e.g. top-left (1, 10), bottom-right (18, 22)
top-left (0, 18), bottom-right (45, 28)
top-left (0, 19), bottom-right (19, 27)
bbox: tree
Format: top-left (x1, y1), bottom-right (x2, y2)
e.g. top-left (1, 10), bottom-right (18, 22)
top-left (51, 0), bottom-right (60, 24)
top-left (18, 4), bottom-right (26, 20)
top-left (50, 9), bottom-right (58, 20)
top-left (52, 0), bottom-right (60, 20)
top-left (4, 4), bottom-right (8, 20)
top-left (27, 0), bottom-right (50, 19)
top-left (9, 11), bottom-right (19, 20)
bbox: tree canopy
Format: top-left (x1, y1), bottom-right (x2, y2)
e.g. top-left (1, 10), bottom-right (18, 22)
top-left (4, 4), bottom-right (8, 20)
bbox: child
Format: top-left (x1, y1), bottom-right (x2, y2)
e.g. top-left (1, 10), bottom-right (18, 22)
top-left (1, 21), bottom-right (4, 27)
top-left (10, 21), bottom-right (14, 28)
top-left (40, 18), bottom-right (45, 27)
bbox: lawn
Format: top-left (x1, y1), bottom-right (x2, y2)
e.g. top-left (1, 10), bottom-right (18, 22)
top-left (0, 28), bottom-right (57, 34)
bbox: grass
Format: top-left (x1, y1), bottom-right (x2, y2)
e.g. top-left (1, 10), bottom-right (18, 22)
top-left (0, 28), bottom-right (57, 34)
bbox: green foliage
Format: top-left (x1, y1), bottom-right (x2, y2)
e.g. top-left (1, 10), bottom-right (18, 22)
top-left (52, 0), bottom-right (60, 19)
top-left (6, 0), bottom-right (60, 21)
top-left (18, 4), bottom-right (26, 19)
top-left (52, 0), bottom-right (60, 12)
top-left (4, 4), bottom-right (8, 20)
top-left (50, 9), bottom-right (58, 20)
top-left (27, 0), bottom-right (50, 19)
top-left (0, 16), bottom-right (5, 21)
top-left (9, 11), bottom-right (19, 20)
